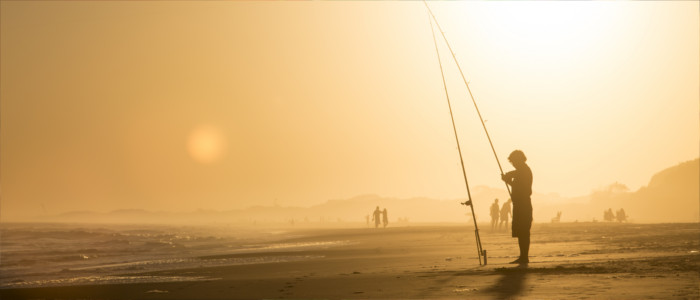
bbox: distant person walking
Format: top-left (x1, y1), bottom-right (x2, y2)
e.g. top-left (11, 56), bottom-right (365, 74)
top-left (604, 208), bottom-right (614, 222)
top-left (499, 198), bottom-right (512, 231)
top-left (371, 206), bottom-right (382, 228)
top-left (382, 208), bottom-right (389, 228)
top-left (490, 199), bottom-right (500, 231)
top-left (616, 208), bottom-right (627, 222)
top-left (501, 150), bottom-right (533, 265)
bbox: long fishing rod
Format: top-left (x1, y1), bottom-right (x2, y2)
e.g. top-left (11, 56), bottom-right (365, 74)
top-left (428, 13), bottom-right (485, 266)
top-left (423, 1), bottom-right (512, 198)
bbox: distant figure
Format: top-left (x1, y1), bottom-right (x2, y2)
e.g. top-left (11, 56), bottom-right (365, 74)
top-left (551, 211), bottom-right (562, 223)
top-left (365, 214), bottom-right (370, 227)
top-left (604, 208), bottom-right (614, 222)
top-left (371, 206), bottom-right (382, 228)
top-left (501, 150), bottom-right (533, 265)
top-left (382, 208), bottom-right (389, 228)
top-left (499, 199), bottom-right (512, 230)
top-left (616, 208), bottom-right (627, 222)
top-left (490, 199), bottom-right (500, 231)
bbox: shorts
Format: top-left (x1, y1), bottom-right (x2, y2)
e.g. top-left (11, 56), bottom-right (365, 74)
top-left (511, 202), bottom-right (532, 238)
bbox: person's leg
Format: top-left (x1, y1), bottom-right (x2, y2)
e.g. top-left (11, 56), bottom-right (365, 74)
top-left (510, 236), bottom-right (523, 264)
top-left (518, 235), bottom-right (530, 263)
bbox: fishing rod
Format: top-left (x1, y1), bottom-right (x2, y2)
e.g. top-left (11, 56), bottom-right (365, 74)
top-left (427, 12), bottom-right (485, 266)
top-left (423, 1), bottom-right (513, 198)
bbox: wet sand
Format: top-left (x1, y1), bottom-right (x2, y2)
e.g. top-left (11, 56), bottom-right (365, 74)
top-left (2, 222), bottom-right (698, 299)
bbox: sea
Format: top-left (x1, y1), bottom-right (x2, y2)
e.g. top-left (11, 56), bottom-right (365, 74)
top-left (0, 223), bottom-right (343, 289)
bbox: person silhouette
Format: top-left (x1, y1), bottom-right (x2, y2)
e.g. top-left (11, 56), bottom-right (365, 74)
top-left (371, 206), bottom-right (381, 228)
top-left (616, 208), bottom-right (627, 222)
top-left (604, 208), bottom-right (614, 222)
top-left (501, 150), bottom-right (533, 265)
top-left (499, 198), bottom-right (512, 231)
top-left (490, 199), bottom-right (500, 231)
top-left (382, 208), bottom-right (389, 228)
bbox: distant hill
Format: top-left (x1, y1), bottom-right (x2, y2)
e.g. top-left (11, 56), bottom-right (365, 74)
top-left (35, 193), bottom-right (499, 225)
top-left (626, 159), bottom-right (699, 222)
top-left (29, 159), bottom-right (699, 224)
top-left (549, 159), bottom-right (699, 223)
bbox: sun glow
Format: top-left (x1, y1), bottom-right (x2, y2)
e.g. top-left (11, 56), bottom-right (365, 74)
top-left (187, 125), bottom-right (226, 164)
top-left (476, 2), bottom-right (614, 64)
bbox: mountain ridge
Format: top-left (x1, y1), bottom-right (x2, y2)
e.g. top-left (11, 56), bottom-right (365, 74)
top-left (19, 158), bottom-right (700, 224)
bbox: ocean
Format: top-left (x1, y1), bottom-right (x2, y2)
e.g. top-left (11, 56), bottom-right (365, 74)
top-left (0, 223), bottom-right (342, 288)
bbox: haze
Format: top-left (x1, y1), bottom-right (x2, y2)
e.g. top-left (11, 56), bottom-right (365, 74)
top-left (1, 1), bottom-right (698, 220)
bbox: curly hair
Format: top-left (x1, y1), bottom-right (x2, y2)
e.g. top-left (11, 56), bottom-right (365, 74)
top-left (508, 150), bottom-right (527, 163)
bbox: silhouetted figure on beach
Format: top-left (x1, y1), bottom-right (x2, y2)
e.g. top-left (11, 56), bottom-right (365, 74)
top-left (371, 206), bottom-right (381, 228)
top-left (616, 208), bottom-right (627, 222)
top-left (365, 214), bottom-right (370, 227)
top-left (382, 208), bottom-right (389, 228)
top-left (501, 150), bottom-right (533, 265)
top-left (490, 199), bottom-right (500, 231)
top-left (499, 198), bottom-right (512, 231)
top-left (551, 211), bottom-right (562, 223)
top-left (604, 208), bottom-right (614, 222)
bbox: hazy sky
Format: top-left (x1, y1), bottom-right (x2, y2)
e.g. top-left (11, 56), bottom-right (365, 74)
top-left (2, 1), bottom-right (698, 218)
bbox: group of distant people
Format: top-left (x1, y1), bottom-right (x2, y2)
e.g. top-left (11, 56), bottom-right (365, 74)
top-left (604, 208), bottom-right (627, 222)
top-left (367, 206), bottom-right (389, 228)
top-left (490, 198), bottom-right (513, 231)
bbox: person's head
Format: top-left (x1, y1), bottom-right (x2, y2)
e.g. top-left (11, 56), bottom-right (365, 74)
top-left (494, 198), bottom-right (499, 203)
top-left (508, 150), bottom-right (527, 168)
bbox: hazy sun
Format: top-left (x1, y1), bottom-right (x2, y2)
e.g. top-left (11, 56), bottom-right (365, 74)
top-left (187, 125), bottom-right (226, 164)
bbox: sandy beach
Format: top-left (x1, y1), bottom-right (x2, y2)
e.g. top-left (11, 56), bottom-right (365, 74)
top-left (1, 222), bottom-right (698, 299)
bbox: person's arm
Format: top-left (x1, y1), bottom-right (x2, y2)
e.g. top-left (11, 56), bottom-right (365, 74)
top-left (501, 170), bottom-right (516, 185)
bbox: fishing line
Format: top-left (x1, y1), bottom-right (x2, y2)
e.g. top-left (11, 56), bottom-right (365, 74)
top-left (427, 11), bottom-right (485, 266)
top-left (423, 1), bottom-right (513, 198)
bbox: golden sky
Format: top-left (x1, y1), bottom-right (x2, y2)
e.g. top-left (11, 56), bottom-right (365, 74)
top-left (1, 1), bottom-right (698, 218)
